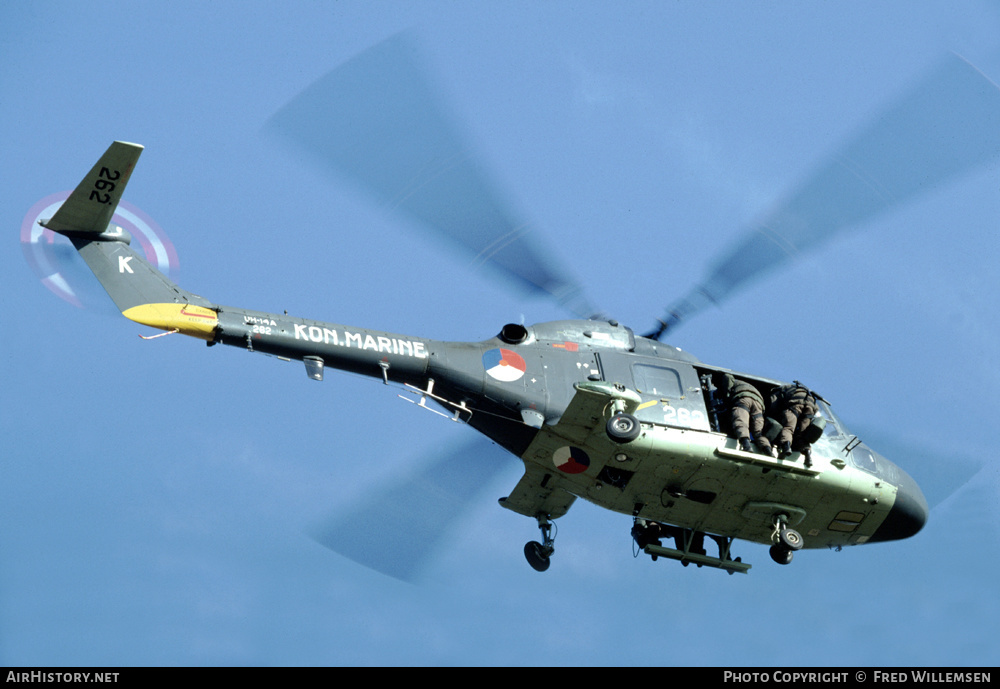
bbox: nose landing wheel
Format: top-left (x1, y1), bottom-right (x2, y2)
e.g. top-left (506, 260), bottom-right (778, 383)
top-left (769, 543), bottom-right (795, 565)
top-left (769, 514), bottom-right (803, 565)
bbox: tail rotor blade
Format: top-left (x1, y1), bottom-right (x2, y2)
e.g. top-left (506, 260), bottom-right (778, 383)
top-left (22, 191), bottom-right (180, 312)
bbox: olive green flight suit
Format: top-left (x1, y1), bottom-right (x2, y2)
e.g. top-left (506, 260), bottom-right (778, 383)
top-left (769, 384), bottom-right (818, 449)
top-left (716, 374), bottom-right (771, 454)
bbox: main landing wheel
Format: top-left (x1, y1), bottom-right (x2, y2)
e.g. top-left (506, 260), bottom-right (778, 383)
top-left (524, 541), bottom-right (552, 572)
top-left (607, 413), bottom-right (641, 443)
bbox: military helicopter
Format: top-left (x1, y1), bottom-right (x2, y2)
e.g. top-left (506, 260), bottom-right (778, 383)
top-left (35, 37), bottom-right (1000, 576)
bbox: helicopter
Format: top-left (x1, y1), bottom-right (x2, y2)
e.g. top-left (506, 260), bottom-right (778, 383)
top-left (34, 36), bottom-right (1000, 576)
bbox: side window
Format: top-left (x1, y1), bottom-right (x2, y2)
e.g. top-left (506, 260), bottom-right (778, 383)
top-left (632, 364), bottom-right (683, 398)
top-left (850, 446), bottom-right (880, 475)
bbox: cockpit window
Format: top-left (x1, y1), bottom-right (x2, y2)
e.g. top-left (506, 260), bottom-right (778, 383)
top-left (816, 401), bottom-right (847, 437)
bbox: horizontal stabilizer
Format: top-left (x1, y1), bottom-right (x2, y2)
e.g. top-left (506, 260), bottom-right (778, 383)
top-left (499, 461), bottom-right (577, 519)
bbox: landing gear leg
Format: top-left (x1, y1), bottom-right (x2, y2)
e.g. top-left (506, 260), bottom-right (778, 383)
top-left (769, 514), bottom-right (803, 565)
top-left (524, 517), bottom-right (556, 572)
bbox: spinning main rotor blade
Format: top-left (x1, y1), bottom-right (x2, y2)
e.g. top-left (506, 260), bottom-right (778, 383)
top-left (650, 54), bottom-right (1000, 338)
top-left (309, 438), bottom-right (513, 582)
top-left (267, 33), bottom-right (595, 318)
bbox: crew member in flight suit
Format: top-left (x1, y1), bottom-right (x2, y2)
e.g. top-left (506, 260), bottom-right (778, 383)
top-left (768, 381), bottom-right (819, 462)
top-left (713, 373), bottom-right (772, 456)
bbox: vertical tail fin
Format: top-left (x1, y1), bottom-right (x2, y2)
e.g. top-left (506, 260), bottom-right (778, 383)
top-left (41, 141), bottom-right (143, 234)
top-left (41, 141), bottom-right (218, 340)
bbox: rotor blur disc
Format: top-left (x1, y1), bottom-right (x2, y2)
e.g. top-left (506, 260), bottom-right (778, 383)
top-left (21, 191), bottom-right (178, 309)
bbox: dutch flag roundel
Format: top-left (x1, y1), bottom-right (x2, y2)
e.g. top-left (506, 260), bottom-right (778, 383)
top-left (482, 347), bottom-right (527, 382)
top-left (553, 446), bottom-right (590, 474)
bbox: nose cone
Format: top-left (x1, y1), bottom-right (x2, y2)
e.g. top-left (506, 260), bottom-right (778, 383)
top-left (869, 465), bottom-right (929, 542)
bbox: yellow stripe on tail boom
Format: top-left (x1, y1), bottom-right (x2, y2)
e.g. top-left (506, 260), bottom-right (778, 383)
top-left (122, 303), bottom-right (218, 340)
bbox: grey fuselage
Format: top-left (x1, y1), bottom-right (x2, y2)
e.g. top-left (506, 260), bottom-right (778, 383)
top-left (211, 309), bottom-right (928, 550)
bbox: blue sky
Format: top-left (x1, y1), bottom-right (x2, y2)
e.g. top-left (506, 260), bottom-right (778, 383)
top-left (2, 1), bottom-right (998, 666)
